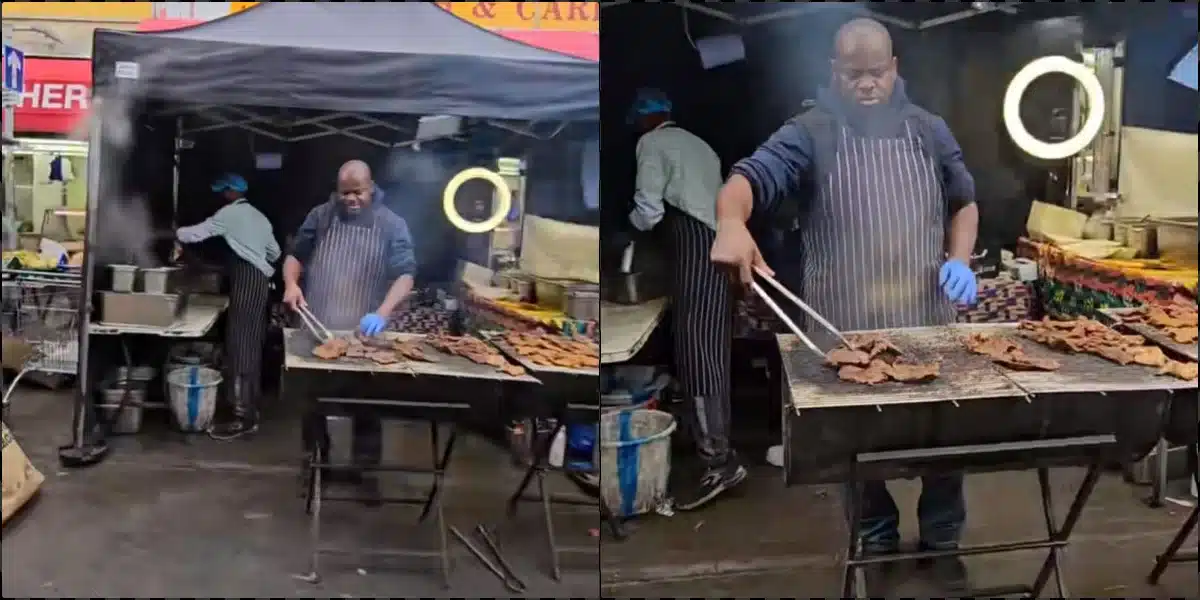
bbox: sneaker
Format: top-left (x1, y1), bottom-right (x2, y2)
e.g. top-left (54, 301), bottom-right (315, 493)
top-left (674, 460), bottom-right (748, 511)
top-left (208, 417), bottom-right (258, 441)
top-left (917, 543), bottom-right (969, 592)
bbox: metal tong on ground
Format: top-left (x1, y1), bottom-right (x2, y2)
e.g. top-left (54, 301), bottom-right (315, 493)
top-left (749, 265), bottom-right (851, 358)
top-left (450, 524), bottom-right (526, 593)
top-left (295, 304), bottom-right (333, 343)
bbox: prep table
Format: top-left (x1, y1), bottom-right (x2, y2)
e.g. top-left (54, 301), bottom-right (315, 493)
top-left (777, 323), bottom-right (1196, 598)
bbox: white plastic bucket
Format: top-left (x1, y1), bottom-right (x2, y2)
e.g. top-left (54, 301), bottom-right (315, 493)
top-left (166, 366), bottom-right (222, 432)
top-left (599, 408), bottom-right (676, 518)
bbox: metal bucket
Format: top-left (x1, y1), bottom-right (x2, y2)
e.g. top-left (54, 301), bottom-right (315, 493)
top-left (599, 409), bottom-right (676, 518)
top-left (99, 382), bottom-right (147, 435)
top-left (166, 366), bottom-right (222, 432)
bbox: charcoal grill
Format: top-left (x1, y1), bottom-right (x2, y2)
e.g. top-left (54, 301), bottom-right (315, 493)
top-left (778, 324), bottom-right (1192, 598)
top-left (282, 329), bottom-right (541, 588)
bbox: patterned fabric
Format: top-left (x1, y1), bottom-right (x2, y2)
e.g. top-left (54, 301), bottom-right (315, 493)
top-left (463, 292), bottom-right (598, 339)
top-left (1019, 238), bottom-right (1197, 318)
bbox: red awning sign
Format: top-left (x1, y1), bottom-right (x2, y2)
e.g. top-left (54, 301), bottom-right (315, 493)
top-left (4, 57), bottom-right (92, 135)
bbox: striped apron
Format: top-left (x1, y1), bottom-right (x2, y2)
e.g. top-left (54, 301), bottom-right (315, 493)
top-left (664, 205), bottom-right (735, 467)
top-left (224, 254), bottom-right (271, 419)
top-left (798, 121), bottom-right (955, 340)
top-left (304, 210), bottom-right (390, 464)
top-left (798, 120), bottom-right (963, 551)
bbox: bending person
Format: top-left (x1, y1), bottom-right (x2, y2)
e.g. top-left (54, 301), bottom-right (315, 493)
top-left (176, 173), bottom-right (279, 440)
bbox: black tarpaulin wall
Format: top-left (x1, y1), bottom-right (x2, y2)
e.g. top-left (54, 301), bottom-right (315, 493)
top-left (91, 2), bottom-right (598, 122)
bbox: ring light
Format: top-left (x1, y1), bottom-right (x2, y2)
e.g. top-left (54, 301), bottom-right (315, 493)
top-left (1003, 55), bottom-right (1106, 160)
top-left (442, 167), bottom-right (512, 233)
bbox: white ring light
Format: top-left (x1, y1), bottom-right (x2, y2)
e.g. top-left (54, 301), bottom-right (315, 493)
top-left (1003, 55), bottom-right (1106, 161)
top-left (442, 167), bottom-right (513, 234)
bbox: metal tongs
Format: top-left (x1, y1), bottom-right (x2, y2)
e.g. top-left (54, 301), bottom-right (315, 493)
top-left (295, 304), bottom-right (333, 344)
top-left (749, 265), bottom-right (851, 358)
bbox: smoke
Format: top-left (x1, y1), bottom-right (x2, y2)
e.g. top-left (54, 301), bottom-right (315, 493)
top-left (69, 53), bottom-right (173, 268)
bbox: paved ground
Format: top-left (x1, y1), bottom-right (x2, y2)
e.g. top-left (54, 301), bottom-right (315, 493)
top-left (4, 385), bottom-right (1197, 597)
top-left (601, 464), bottom-right (1198, 598)
top-left (2, 388), bottom-right (600, 597)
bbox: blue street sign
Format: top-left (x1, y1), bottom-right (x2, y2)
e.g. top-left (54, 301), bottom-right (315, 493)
top-left (3, 45), bottom-right (26, 94)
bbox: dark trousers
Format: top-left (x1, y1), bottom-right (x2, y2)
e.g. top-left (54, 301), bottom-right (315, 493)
top-left (664, 207), bottom-right (734, 468)
top-left (846, 474), bottom-right (966, 552)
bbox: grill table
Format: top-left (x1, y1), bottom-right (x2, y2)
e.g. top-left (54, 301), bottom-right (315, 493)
top-left (283, 329), bottom-right (540, 588)
top-left (778, 324), bottom-right (1185, 597)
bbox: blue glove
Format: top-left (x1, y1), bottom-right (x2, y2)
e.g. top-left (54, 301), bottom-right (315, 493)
top-left (939, 259), bottom-right (978, 305)
top-left (358, 313), bottom-right (387, 336)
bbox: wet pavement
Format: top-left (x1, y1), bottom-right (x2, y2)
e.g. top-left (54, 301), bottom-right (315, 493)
top-left (601, 464), bottom-right (1198, 597)
top-left (2, 388), bottom-right (599, 597)
top-left (4, 385), bottom-right (1196, 597)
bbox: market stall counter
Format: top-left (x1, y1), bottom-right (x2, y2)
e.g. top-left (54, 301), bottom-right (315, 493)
top-left (777, 322), bottom-right (1195, 598)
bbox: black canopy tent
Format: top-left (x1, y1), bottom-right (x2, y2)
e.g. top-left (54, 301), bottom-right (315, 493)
top-left (91, 2), bottom-right (598, 121)
top-left (62, 3), bottom-right (599, 467)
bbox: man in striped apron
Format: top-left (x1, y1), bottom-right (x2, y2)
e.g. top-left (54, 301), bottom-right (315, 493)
top-left (175, 173), bottom-right (280, 440)
top-left (626, 89), bottom-right (747, 511)
top-left (282, 160), bottom-right (417, 502)
top-left (710, 19), bottom-right (980, 593)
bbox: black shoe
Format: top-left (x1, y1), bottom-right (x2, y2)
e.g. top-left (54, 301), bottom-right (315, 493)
top-left (208, 417), bottom-right (258, 441)
top-left (674, 459), bottom-right (748, 511)
top-left (916, 543), bottom-right (969, 592)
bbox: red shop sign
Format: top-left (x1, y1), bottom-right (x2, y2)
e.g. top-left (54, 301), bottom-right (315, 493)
top-left (8, 57), bottom-right (92, 135)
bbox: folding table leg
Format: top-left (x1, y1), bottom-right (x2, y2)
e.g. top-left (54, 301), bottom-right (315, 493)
top-left (304, 453), bottom-right (324, 584)
top-left (508, 421), bottom-right (565, 516)
top-left (1035, 467), bottom-right (1069, 599)
top-left (537, 468), bottom-right (563, 581)
top-left (1147, 443), bottom-right (1200, 585)
top-left (419, 421), bottom-right (459, 523)
top-left (840, 474), bottom-right (864, 599)
top-left (1029, 462), bottom-right (1102, 597)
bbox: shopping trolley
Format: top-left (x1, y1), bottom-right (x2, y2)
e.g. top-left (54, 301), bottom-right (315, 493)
top-left (2, 270), bottom-right (82, 420)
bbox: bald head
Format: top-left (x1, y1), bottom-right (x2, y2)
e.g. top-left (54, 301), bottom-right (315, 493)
top-left (337, 160), bottom-right (374, 215)
top-left (831, 18), bottom-right (898, 106)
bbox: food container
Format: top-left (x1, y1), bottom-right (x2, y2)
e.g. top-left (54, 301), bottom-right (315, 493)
top-left (564, 283), bottom-right (600, 322)
top-left (109, 264), bottom-right (140, 292)
top-left (140, 266), bottom-right (181, 295)
top-left (514, 278), bottom-right (534, 303)
top-left (112, 365), bottom-right (157, 384)
top-left (1127, 225), bottom-right (1157, 258)
top-left (534, 278), bottom-right (571, 311)
top-left (99, 382), bottom-right (147, 435)
top-left (1152, 217), bottom-right (1198, 261)
top-left (99, 292), bottom-right (184, 328)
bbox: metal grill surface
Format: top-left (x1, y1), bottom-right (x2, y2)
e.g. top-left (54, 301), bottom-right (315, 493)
top-left (283, 328), bottom-right (539, 383)
top-left (955, 324), bottom-right (1198, 395)
top-left (1100, 307), bottom-right (1199, 362)
top-left (482, 331), bottom-right (600, 378)
top-left (779, 326), bottom-right (1025, 411)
